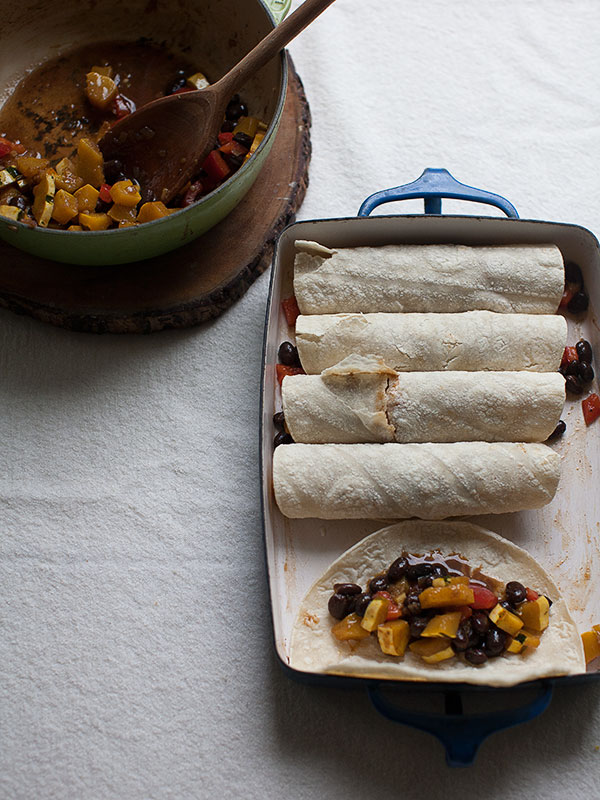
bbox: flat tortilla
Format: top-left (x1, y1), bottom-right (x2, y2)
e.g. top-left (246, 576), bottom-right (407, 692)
top-left (294, 242), bottom-right (564, 314)
top-left (295, 311), bottom-right (567, 374)
top-left (282, 368), bottom-right (565, 444)
top-left (289, 520), bottom-right (585, 686)
top-left (273, 442), bottom-right (560, 519)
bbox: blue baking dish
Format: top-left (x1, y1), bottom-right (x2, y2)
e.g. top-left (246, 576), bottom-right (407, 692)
top-left (259, 168), bottom-right (600, 767)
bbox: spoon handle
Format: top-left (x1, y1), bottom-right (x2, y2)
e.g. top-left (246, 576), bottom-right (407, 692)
top-left (215, 0), bottom-right (336, 97)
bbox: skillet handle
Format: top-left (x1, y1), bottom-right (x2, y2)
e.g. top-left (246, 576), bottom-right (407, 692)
top-left (264, 0), bottom-right (292, 24)
top-left (358, 167), bottom-right (519, 218)
top-left (367, 682), bottom-right (553, 767)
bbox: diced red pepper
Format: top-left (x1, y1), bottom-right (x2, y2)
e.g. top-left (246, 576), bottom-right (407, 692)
top-left (201, 149), bottom-right (231, 183)
top-left (560, 346), bottom-right (578, 369)
top-left (281, 296), bottom-right (300, 327)
top-left (183, 180), bottom-right (205, 206)
top-left (112, 94), bottom-right (136, 119)
top-left (559, 284), bottom-right (579, 308)
top-left (0, 137), bottom-right (24, 157)
top-left (99, 183), bottom-right (112, 203)
top-left (217, 131), bottom-right (234, 146)
top-left (457, 605), bottom-right (473, 620)
top-left (374, 591), bottom-right (402, 620)
top-left (582, 393), bottom-right (600, 426)
top-left (276, 364), bottom-right (304, 384)
top-left (218, 140), bottom-right (248, 158)
top-left (525, 587), bottom-right (539, 602)
top-left (469, 585), bottom-right (498, 610)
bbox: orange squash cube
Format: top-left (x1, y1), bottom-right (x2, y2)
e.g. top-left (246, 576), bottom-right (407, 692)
top-left (15, 156), bottom-right (49, 182)
top-left (74, 184), bottom-right (99, 212)
top-left (79, 211), bottom-right (112, 231)
top-left (55, 158), bottom-right (84, 193)
top-left (108, 203), bottom-right (138, 224)
top-left (137, 201), bottom-right (169, 224)
top-left (77, 138), bottom-right (104, 188)
top-left (582, 630), bottom-right (600, 664)
top-left (109, 180), bottom-right (141, 208)
top-left (86, 72), bottom-right (118, 110)
top-left (418, 584), bottom-right (475, 609)
top-left (377, 619), bottom-right (410, 656)
top-left (331, 613), bottom-right (371, 642)
top-left (420, 611), bottom-right (462, 639)
top-left (51, 189), bottom-right (79, 224)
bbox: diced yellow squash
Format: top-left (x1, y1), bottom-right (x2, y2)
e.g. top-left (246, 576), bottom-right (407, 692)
top-left (86, 72), bottom-right (119, 110)
top-left (506, 629), bottom-right (541, 653)
top-left (233, 116), bottom-right (260, 139)
top-left (108, 203), bottom-right (138, 223)
top-left (118, 219), bottom-right (136, 228)
top-left (32, 170), bottom-right (55, 227)
top-left (0, 204), bottom-right (23, 222)
top-left (15, 156), bottom-right (49, 181)
top-left (331, 613), bottom-right (371, 642)
top-left (409, 638), bottom-right (450, 657)
top-left (0, 167), bottom-right (20, 188)
top-left (594, 624), bottom-right (600, 634)
top-left (77, 138), bottom-right (104, 188)
top-left (248, 131), bottom-right (265, 155)
top-left (67, 224), bottom-right (83, 231)
top-left (422, 644), bottom-right (455, 664)
top-left (74, 184), bottom-right (99, 212)
top-left (78, 211), bottom-right (111, 231)
top-left (137, 201), bottom-right (169, 224)
top-left (489, 603), bottom-right (524, 636)
top-left (418, 584), bottom-right (474, 609)
top-left (421, 611), bottom-right (462, 639)
top-left (518, 596), bottom-right (550, 632)
top-left (432, 576), bottom-right (469, 587)
top-left (581, 630), bottom-right (600, 664)
top-left (90, 65), bottom-right (113, 78)
top-left (377, 619), bottom-right (410, 656)
top-left (361, 597), bottom-right (389, 632)
top-left (51, 189), bottom-right (79, 225)
top-left (55, 157), bottom-right (84, 193)
top-left (186, 71), bottom-right (210, 89)
top-left (109, 180), bottom-right (141, 208)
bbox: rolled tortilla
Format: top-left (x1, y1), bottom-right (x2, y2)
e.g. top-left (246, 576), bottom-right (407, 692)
top-left (273, 442), bottom-right (560, 519)
top-left (295, 311), bottom-right (567, 374)
top-left (294, 241), bottom-right (564, 314)
top-left (282, 368), bottom-right (565, 444)
top-left (290, 521), bottom-right (585, 686)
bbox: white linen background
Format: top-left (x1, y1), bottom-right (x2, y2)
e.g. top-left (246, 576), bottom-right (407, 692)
top-left (1, 1), bottom-right (599, 797)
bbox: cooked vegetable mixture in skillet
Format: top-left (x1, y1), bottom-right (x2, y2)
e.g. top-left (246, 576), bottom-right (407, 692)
top-left (0, 41), bottom-right (266, 229)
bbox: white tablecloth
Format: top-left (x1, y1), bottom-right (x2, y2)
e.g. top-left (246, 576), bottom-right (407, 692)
top-left (2, 1), bottom-right (599, 797)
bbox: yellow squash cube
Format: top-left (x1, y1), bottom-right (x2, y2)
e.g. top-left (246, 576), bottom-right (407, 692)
top-left (581, 630), bottom-right (600, 664)
top-left (361, 597), bottom-right (389, 632)
top-left (109, 180), bottom-right (141, 208)
top-left (377, 619), bottom-right (410, 656)
top-left (331, 613), bottom-right (371, 642)
top-left (108, 203), bottom-right (138, 224)
top-left (489, 604), bottom-right (524, 636)
top-left (137, 201), bottom-right (170, 224)
top-left (432, 576), bottom-right (469, 587)
top-left (506, 630), bottom-right (541, 653)
top-left (0, 205), bottom-right (23, 221)
top-left (518, 596), bottom-right (550, 632)
top-left (186, 71), bottom-right (210, 89)
top-left (77, 138), bottom-right (104, 188)
top-left (78, 211), bottom-right (112, 231)
top-left (409, 638), bottom-right (455, 663)
top-left (421, 611), bottom-right (462, 639)
top-left (86, 72), bottom-right (119, 110)
top-left (75, 184), bottom-right (99, 212)
top-left (418, 584), bottom-right (474, 609)
top-left (55, 158), bottom-right (84, 193)
top-left (15, 156), bottom-right (49, 181)
top-left (52, 189), bottom-right (79, 225)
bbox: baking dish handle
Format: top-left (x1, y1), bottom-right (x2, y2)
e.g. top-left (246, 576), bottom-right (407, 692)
top-left (367, 682), bottom-right (553, 767)
top-left (358, 167), bottom-right (519, 218)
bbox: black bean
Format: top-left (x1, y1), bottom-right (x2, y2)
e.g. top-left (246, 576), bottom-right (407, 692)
top-left (500, 600), bottom-right (517, 613)
top-left (166, 69), bottom-right (187, 94)
top-left (485, 627), bottom-right (507, 657)
top-left (452, 621), bottom-right (472, 652)
top-left (471, 611), bottom-right (490, 635)
top-left (387, 556), bottom-right (409, 582)
top-left (233, 132), bottom-right (253, 148)
top-left (505, 581), bottom-right (527, 605)
top-left (225, 152), bottom-right (245, 171)
top-left (546, 420), bottom-right (566, 442)
top-left (369, 575), bottom-right (389, 594)
top-left (565, 375), bottom-right (584, 395)
top-left (564, 262), bottom-right (583, 284)
top-left (545, 595), bottom-right (553, 607)
top-left (409, 616), bottom-right (430, 638)
top-left (430, 562), bottom-right (449, 578)
top-left (328, 593), bottom-right (353, 620)
top-left (578, 362), bottom-right (594, 383)
top-left (278, 341), bottom-right (300, 366)
top-left (225, 98), bottom-right (247, 121)
top-left (404, 594), bottom-right (421, 616)
top-left (273, 411), bottom-right (285, 427)
top-left (353, 593), bottom-right (372, 617)
top-left (406, 563), bottom-right (434, 582)
top-left (563, 360), bottom-right (580, 376)
top-left (333, 583), bottom-right (362, 596)
top-left (568, 291), bottom-right (589, 313)
top-left (464, 647), bottom-right (488, 665)
top-left (273, 431), bottom-right (293, 447)
top-left (220, 119), bottom-right (236, 133)
top-left (576, 339), bottom-right (593, 362)
top-left (103, 159), bottom-right (126, 183)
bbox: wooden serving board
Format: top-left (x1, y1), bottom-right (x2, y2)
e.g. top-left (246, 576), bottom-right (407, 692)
top-left (0, 57), bottom-right (311, 334)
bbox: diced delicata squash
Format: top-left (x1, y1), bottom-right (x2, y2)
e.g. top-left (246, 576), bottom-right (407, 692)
top-left (15, 156), bottom-right (49, 181)
top-left (186, 71), bottom-right (210, 89)
top-left (377, 619), bottom-right (410, 656)
top-left (78, 211), bottom-right (111, 231)
top-left (0, 204), bottom-right (24, 221)
top-left (581, 630), bottom-right (600, 664)
top-left (0, 166), bottom-right (21, 188)
top-left (137, 201), bottom-right (169, 223)
top-left (75, 183), bottom-right (100, 212)
top-left (418, 584), bottom-right (474, 609)
top-left (361, 597), bottom-right (389, 632)
top-left (32, 170), bottom-right (55, 227)
top-left (409, 638), bottom-right (454, 663)
top-left (108, 203), bottom-right (138, 224)
top-left (55, 157), bottom-right (84, 193)
top-left (420, 611), bottom-right (462, 639)
top-left (489, 603), bottom-right (524, 636)
top-left (432, 575), bottom-right (469, 587)
top-left (77, 138), bottom-right (104, 188)
top-left (506, 629), bottom-right (541, 653)
top-left (109, 179), bottom-right (141, 208)
top-left (331, 613), bottom-right (371, 642)
top-left (52, 189), bottom-right (79, 225)
top-left (86, 71), bottom-right (118, 110)
top-left (517, 596), bottom-right (550, 632)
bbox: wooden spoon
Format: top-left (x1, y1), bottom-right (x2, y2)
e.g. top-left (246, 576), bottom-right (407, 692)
top-left (99, 0), bottom-right (336, 204)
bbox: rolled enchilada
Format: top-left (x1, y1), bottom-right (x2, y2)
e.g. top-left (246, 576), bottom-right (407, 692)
top-left (294, 241), bottom-right (564, 314)
top-left (273, 442), bottom-right (560, 519)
